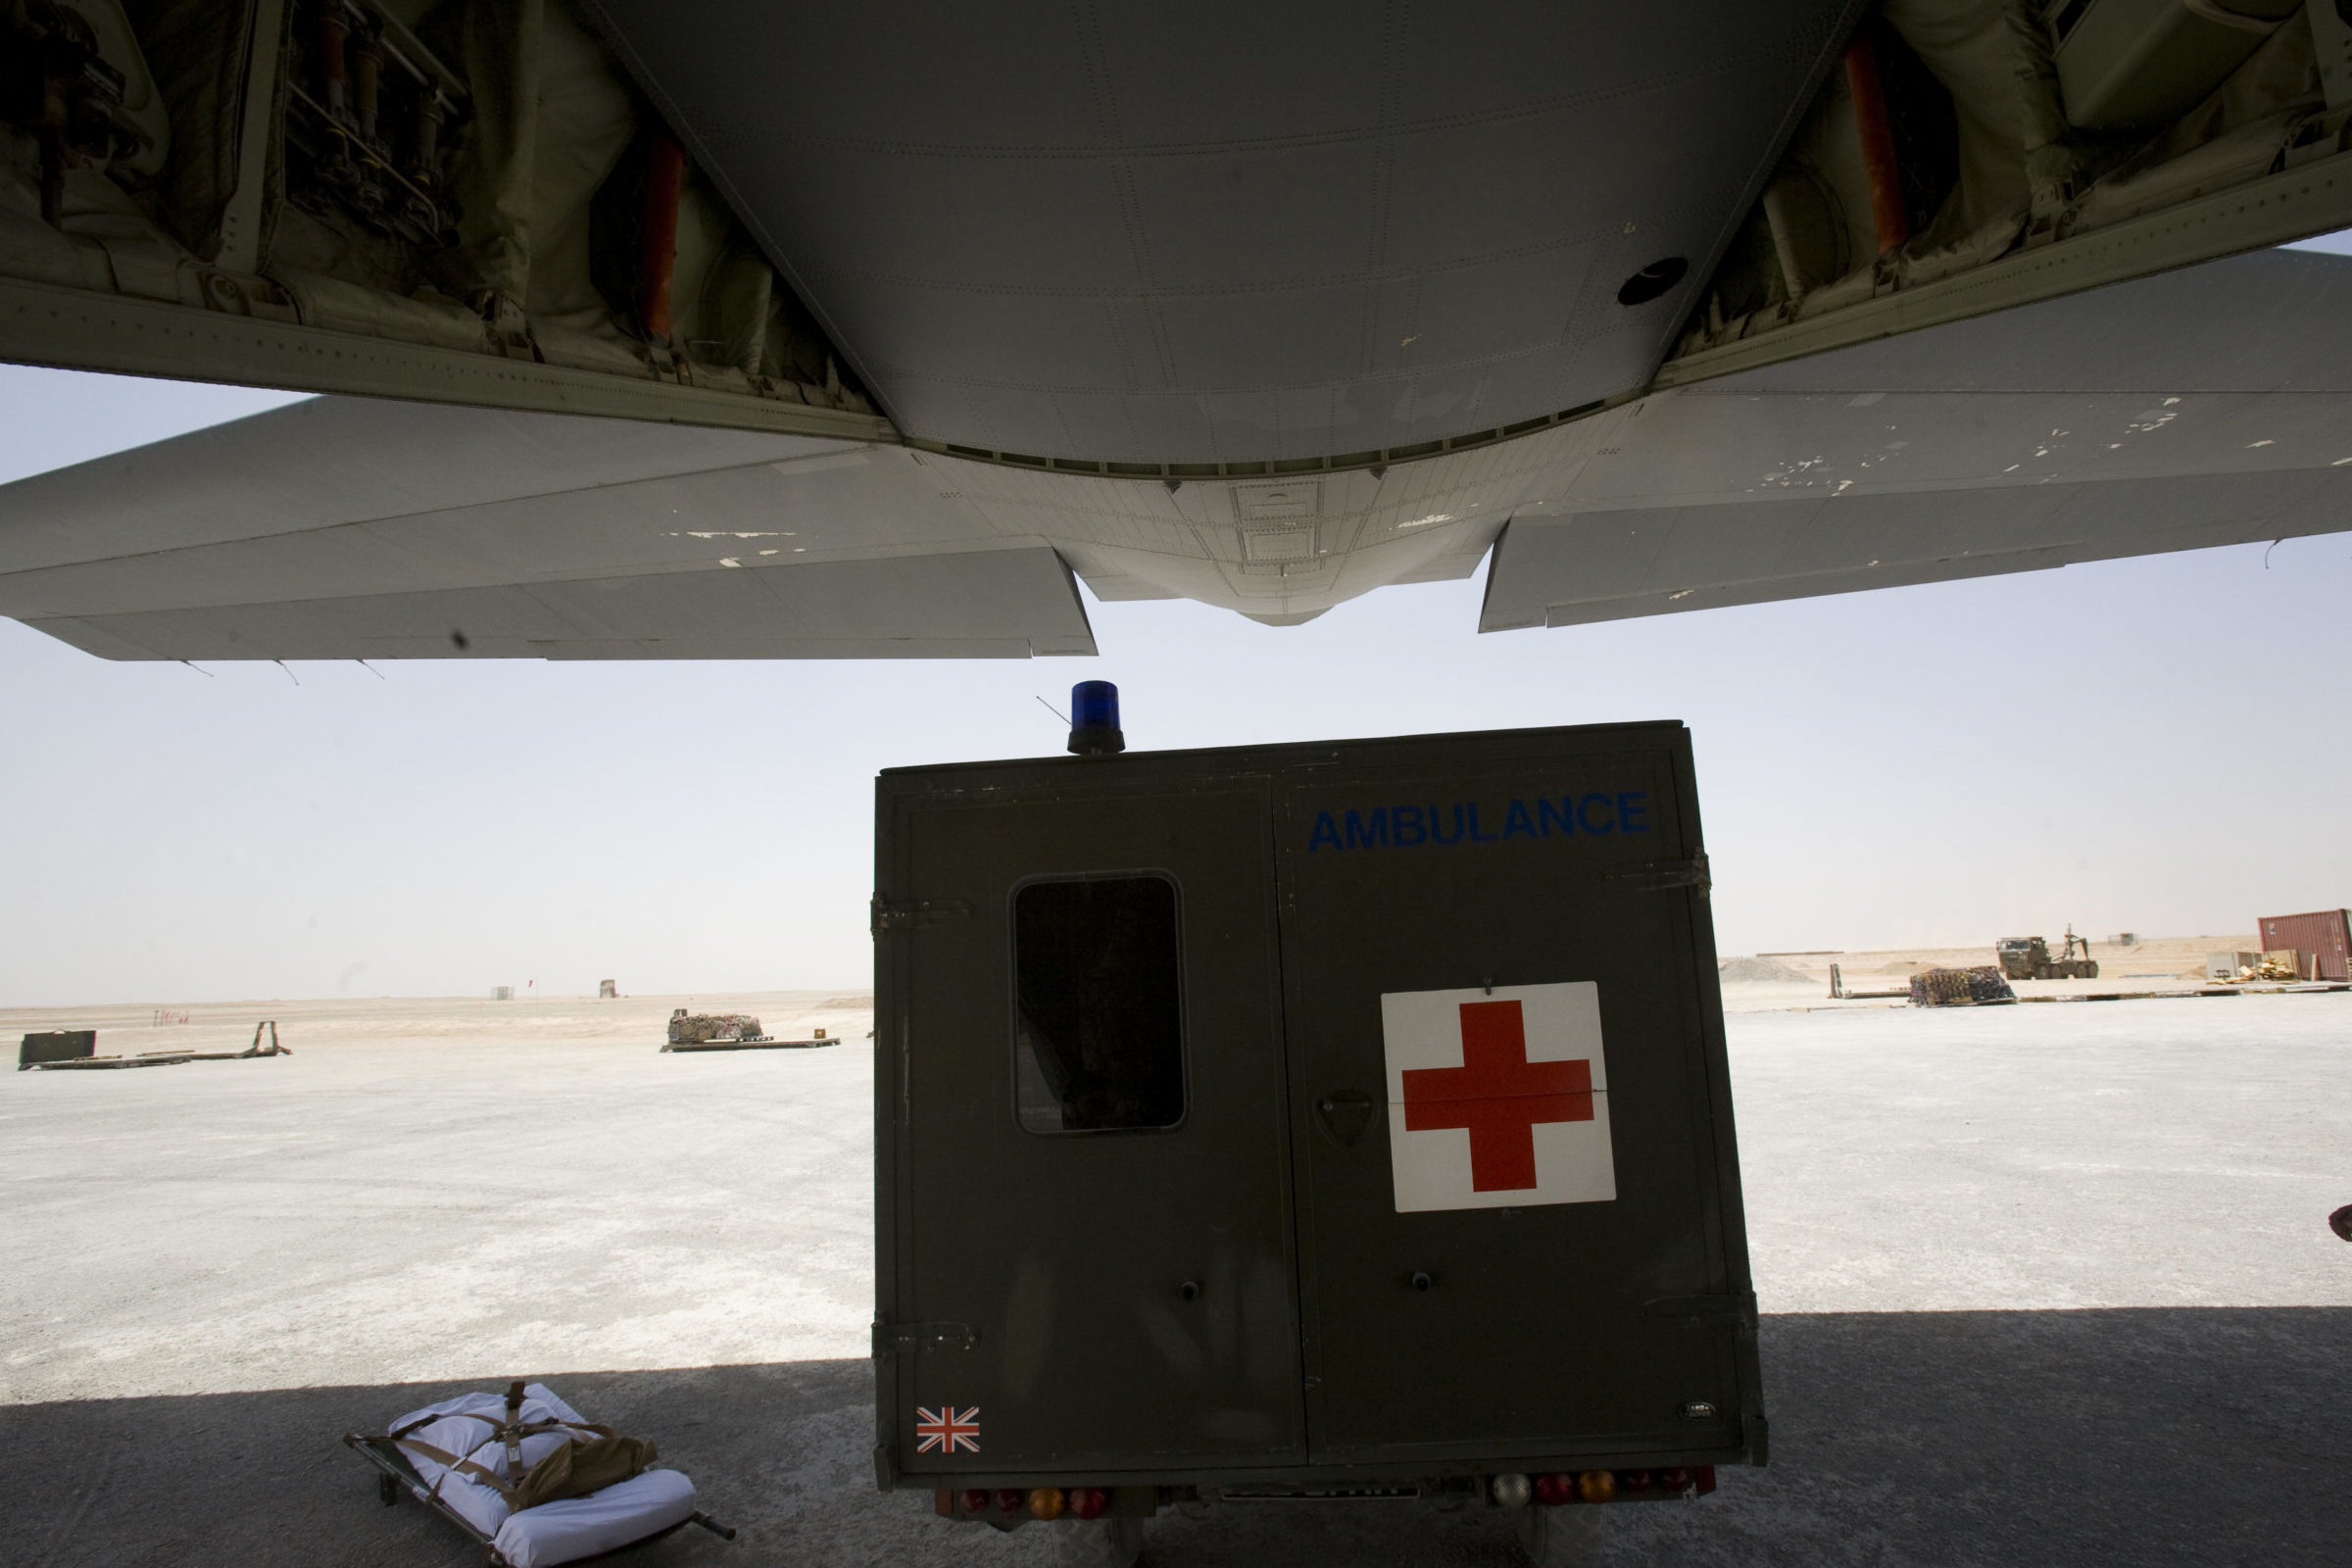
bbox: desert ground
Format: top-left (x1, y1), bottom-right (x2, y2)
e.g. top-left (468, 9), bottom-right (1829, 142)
top-left (3, 966), bottom-right (2347, 1567)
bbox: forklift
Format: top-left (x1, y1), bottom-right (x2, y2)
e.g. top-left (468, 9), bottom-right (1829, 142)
top-left (870, 684), bottom-right (1762, 1564)
top-left (1994, 928), bottom-right (2099, 982)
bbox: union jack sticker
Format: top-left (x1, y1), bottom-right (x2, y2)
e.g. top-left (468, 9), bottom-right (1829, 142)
top-left (915, 1405), bottom-right (980, 1454)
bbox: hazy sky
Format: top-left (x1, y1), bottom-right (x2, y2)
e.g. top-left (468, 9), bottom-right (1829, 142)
top-left (7, 251), bottom-right (2352, 1006)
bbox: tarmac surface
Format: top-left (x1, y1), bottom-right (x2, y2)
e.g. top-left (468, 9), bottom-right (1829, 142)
top-left (4, 986), bottom-right (2348, 1566)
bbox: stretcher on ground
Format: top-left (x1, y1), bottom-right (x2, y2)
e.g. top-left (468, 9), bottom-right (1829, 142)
top-left (343, 1381), bottom-right (733, 1567)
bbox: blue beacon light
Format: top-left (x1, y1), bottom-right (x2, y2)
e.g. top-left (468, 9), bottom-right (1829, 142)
top-left (1067, 680), bottom-right (1125, 756)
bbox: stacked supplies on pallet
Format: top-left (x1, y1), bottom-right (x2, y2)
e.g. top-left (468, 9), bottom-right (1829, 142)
top-left (665, 1010), bottom-right (765, 1045)
top-left (1909, 966), bottom-right (2017, 1006)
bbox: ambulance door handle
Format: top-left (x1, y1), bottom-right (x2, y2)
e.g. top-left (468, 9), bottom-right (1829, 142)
top-left (1315, 1090), bottom-right (1378, 1148)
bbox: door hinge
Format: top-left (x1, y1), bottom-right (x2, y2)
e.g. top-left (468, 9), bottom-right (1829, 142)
top-left (1643, 1290), bottom-right (1756, 1330)
top-left (872, 1319), bottom-right (977, 1355)
top-left (1609, 853), bottom-right (1710, 896)
top-left (869, 897), bottom-right (973, 936)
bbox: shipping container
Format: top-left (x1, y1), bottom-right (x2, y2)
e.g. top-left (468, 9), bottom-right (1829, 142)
top-left (2254, 911), bottom-right (2352, 982)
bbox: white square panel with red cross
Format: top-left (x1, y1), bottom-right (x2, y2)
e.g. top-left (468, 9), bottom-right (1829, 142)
top-left (1378, 981), bottom-right (1616, 1213)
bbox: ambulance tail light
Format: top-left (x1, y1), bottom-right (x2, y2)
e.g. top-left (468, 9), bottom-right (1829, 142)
top-left (1067, 1487), bottom-right (1108, 1521)
top-left (994, 1488), bottom-right (1025, 1514)
top-left (1531, 1465), bottom-right (1713, 1507)
top-left (956, 1489), bottom-right (989, 1515)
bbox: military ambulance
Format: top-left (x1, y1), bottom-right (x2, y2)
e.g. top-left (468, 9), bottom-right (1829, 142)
top-left (871, 686), bottom-right (1761, 1563)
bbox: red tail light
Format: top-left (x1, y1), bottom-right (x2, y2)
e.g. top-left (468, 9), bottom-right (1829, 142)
top-left (1657, 1467), bottom-right (1690, 1494)
top-left (994, 1488), bottom-right (1025, 1514)
top-left (957, 1489), bottom-right (989, 1515)
top-left (1619, 1468), bottom-right (1654, 1493)
top-left (1533, 1472), bottom-right (1574, 1505)
top-left (1068, 1487), bottom-right (1108, 1520)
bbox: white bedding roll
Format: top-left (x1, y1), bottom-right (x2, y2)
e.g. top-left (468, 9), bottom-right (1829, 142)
top-left (492, 1468), bottom-right (700, 1567)
top-left (385, 1383), bottom-right (698, 1565)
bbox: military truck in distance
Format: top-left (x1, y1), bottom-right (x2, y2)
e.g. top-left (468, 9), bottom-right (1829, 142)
top-left (1995, 929), bottom-right (2099, 982)
top-left (871, 694), bottom-right (1761, 1564)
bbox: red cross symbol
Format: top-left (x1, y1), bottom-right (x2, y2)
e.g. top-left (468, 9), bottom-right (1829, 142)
top-left (1400, 1000), bottom-right (1593, 1191)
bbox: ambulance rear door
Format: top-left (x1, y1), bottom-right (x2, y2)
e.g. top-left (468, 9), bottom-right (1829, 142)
top-left (1273, 725), bottom-right (1760, 1470)
top-left (877, 769), bottom-right (1307, 1478)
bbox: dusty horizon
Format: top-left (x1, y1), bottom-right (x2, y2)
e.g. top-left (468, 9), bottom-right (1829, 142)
top-left (0, 930), bottom-right (2281, 1019)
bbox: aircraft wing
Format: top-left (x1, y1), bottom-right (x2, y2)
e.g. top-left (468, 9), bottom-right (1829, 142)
top-left (0, 398), bottom-right (1096, 660)
top-left (7, 2), bottom-right (2352, 657)
top-left (1480, 247), bottom-right (2352, 630)
top-left (5, 247), bottom-right (2349, 659)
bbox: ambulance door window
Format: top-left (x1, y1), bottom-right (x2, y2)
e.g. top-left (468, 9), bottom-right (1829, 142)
top-left (1011, 874), bottom-right (1185, 1133)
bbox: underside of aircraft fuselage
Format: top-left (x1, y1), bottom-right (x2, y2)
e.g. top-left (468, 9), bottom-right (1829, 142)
top-left (4, 2), bottom-right (2351, 656)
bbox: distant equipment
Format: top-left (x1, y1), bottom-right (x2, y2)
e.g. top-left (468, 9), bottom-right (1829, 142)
top-left (18, 1029), bottom-right (187, 1068)
top-left (1995, 928), bottom-right (2099, 982)
top-left (1911, 966), bottom-right (2019, 1006)
top-left (2255, 910), bottom-right (2351, 982)
top-left (2216, 951), bottom-right (2314, 983)
top-left (20, 1030), bottom-right (97, 1069)
top-left (658, 1009), bottom-right (826, 1054)
top-left (1827, 964), bottom-right (1910, 1002)
top-left (20, 1020), bottom-right (288, 1070)
top-left (665, 1009), bottom-right (764, 1046)
top-left (492, 986), bottom-right (514, 1001)
top-left (236, 1020), bottom-right (291, 1059)
top-left (661, 1008), bottom-right (837, 1053)
top-left (599, 979), bottom-right (617, 1000)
